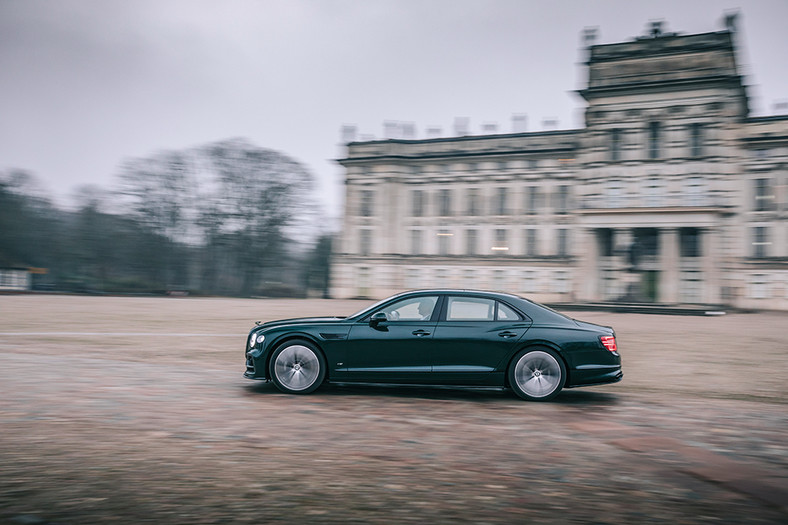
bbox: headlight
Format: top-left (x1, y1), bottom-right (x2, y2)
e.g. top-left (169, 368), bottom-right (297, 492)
top-left (256, 334), bottom-right (265, 344)
top-left (248, 333), bottom-right (257, 348)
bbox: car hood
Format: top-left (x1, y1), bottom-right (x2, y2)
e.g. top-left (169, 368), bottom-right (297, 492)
top-left (573, 319), bottom-right (614, 335)
top-left (254, 317), bottom-right (346, 330)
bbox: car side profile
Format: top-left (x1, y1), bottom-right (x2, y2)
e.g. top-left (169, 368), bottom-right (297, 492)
top-left (244, 290), bottom-right (622, 401)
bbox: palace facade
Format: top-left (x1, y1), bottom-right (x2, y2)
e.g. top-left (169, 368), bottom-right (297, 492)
top-left (332, 20), bottom-right (788, 310)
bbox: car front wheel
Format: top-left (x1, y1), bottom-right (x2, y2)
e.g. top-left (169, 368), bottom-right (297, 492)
top-left (269, 340), bottom-right (326, 394)
top-left (509, 348), bottom-right (566, 401)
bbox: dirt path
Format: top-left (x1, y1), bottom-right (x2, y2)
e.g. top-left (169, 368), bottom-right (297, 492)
top-left (1, 296), bottom-right (786, 523)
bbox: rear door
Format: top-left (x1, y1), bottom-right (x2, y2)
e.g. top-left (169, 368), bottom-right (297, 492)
top-left (430, 295), bottom-right (531, 384)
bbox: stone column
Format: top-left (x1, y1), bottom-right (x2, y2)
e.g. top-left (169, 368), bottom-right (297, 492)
top-left (659, 228), bottom-right (680, 303)
top-left (702, 227), bottom-right (720, 304)
top-left (576, 228), bottom-right (598, 301)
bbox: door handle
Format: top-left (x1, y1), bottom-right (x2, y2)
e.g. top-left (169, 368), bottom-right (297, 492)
top-left (498, 331), bottom-right (518, 338)
top-left (412, 330), bottom-right (431, 337)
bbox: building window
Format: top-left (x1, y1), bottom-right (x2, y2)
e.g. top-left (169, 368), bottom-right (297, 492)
top-left (752, 226), bottom-right (769, 258)
top-left (525, 229), bottom-right (538, 256)
top-left (526, 186), bottom-right (539, 214)
top-left (690, 123), bottom-right (704, 157)
top-left (410, 230), bottom-right (423, 255)
top-left (438, 189), bottom-right (451, 216)
top-left (359, 229), bottom-right (372, 255)
top-left (494, 187), bottom-right (507, 215)
top-left (357, 267), bottom-right (370, 296)
top-left (359, 189), bottom-right (374, 217)
top-left (465, 229), bottom-right (478, 255)
top-left (684, 177), bottom-right (706, 206)
top-left (610, 129), bottom-right (622, 161)
top-left (679, 271), bottom-right (702, 303)
top-left (605, 180), bottom-right (624, 208)
top-left (750, 274), bottom-right (769, 299)
top-left (492, 229), bottom-right (508, 253)
top-left (411, 190), bottom-right (424, 217)
top-left (557, 229), bottom-right (568, 256)
top-left (645, 177), bottom-right (664, 207)
top-left (648, 122), bottom-right (660, 160)
top-left (467, 188), bottom-right (480, 215)
top-left (598, 229), bottom-right (615, 257)
top-left (555, 186), bottom-right (569, 214)
top-left (679, 228), bottom-right (701, 258)
top-left (634, 228), bottom-right (659, 257)
top-left (554, 270), bottom-right (570, 293)
top-left (754, 179), bottom-right (774, 211)
top-left (438, 230), bottom-right (451, 255)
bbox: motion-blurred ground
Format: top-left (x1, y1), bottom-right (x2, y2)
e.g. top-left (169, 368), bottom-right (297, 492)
top-left (1, 296), bottom-right (786, 524)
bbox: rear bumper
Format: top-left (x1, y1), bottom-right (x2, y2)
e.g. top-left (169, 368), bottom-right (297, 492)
top-left (567, 365), bottom-right (622, 388)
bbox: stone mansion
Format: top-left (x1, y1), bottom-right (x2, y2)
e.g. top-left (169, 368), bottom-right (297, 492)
top-left (332, 19), bottom-right (788, 310)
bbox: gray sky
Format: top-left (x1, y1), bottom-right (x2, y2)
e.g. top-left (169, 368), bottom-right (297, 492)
top-left (1, 0), bottom-right (786, 219)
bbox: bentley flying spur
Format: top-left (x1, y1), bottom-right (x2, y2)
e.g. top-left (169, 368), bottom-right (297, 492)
top-left (244, 290), bottom-right (621, 401)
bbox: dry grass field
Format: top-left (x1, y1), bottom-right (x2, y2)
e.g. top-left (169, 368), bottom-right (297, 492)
top-left (1, 295), bottom-right (787, 524)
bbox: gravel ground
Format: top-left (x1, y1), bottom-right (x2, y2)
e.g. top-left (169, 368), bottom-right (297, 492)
top-left (0, 295), bottom-right (786, 524)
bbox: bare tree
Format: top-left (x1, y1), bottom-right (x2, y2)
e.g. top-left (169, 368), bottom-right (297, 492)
top-left (115, 138), bottom-right (320, 295)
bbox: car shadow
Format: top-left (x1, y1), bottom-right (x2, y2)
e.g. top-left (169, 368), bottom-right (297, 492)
top-left (242, 381), bottom-right (620, 406)
top-left (553, 389), bottom-right (620, 406)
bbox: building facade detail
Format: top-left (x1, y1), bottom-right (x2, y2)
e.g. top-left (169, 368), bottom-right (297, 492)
top-left (333, 22), bottom-right (788, 310)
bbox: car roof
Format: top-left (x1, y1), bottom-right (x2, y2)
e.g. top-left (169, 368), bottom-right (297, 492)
top-left (394, 289), bottom-right (523, 300)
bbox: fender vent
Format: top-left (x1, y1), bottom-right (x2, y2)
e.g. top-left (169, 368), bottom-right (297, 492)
top-left (320, 333), bottom-right (347, 340)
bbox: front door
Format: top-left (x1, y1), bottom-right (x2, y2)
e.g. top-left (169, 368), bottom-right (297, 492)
top-left (341, 295), bottom-right (440, 383)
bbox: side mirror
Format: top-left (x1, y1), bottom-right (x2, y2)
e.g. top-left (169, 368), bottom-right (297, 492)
top-left (369, 312), bottom-right (388, 326)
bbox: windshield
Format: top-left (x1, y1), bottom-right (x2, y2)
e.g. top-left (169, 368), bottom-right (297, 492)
top-left (347, 297), bottom-right (391, 319)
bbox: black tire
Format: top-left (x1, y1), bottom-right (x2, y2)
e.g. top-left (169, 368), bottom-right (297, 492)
top-left (269, 339), bottom-right (326, 394)
top-left (508, 347), bottom-right (566, 401)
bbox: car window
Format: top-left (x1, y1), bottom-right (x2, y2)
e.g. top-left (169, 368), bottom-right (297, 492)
top-left (446, 297), bottom-right (495, 321)
top-left (377, 295), bottom-right (439, 321)
top-left (497, 302), bottom-right (521, 320)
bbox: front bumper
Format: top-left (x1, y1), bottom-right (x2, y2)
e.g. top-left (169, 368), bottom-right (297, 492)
top-left (244, 348), bottom-right (269, 380)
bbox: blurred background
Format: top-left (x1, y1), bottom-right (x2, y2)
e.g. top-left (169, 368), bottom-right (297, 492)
top-left (1, 0), bottom-right (786, 308)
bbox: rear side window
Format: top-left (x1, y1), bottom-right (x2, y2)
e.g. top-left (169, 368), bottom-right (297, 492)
top-left (445, 296), bottom-right (524, 321)
top-left (446, 297), bottom-right (495, 321)
top-left (497, 302), bottom-right (521, 320)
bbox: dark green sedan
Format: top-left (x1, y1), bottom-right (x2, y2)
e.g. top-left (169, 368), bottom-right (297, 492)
top-left (244, 290), bottom-right (621, 401)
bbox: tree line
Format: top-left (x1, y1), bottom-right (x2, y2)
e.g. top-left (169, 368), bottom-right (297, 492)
top-left (0, 138), bottom-right (332, 297)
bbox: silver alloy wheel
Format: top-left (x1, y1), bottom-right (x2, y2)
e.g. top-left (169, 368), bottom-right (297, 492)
top-left (513, 350), bottom-right (562, 398)
top-left (273, 344), bottom-right (321, 391)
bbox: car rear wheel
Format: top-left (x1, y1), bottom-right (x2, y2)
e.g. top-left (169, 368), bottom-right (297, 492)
top-left (269, 340), bottom-right (326, 394)
top-left (509, 348), bottom-right (566, 401)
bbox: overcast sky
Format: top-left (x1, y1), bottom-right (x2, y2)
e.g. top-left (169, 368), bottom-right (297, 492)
top-left (1, 0), bottom-right (786, 219)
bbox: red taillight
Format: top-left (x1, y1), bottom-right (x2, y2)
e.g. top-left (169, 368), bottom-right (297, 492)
top-left (600, 336), bottom-right (617, 352)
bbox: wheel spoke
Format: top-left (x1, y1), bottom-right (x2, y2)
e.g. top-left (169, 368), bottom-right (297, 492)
top-left (274, 345), bottom-right (320, 391)
top-left (514, 351), bottom-right (562, 398)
